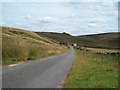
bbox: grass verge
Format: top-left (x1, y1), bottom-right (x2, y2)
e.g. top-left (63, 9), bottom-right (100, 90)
top-left (64, 49), bottom-right (118, 88)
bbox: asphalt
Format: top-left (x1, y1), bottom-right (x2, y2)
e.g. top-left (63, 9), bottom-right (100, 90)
top-left (2, 47), bottom-right (74, 88)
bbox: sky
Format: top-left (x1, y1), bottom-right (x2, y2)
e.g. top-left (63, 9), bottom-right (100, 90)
top-left (1, 1), bottom-right (119, 36)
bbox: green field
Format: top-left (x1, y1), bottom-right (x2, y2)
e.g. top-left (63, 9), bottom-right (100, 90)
top-left (64, 49), bottom-right (119, 88)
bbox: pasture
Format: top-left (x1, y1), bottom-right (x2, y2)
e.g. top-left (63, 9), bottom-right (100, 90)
top-left (64, 48), bottom-right (119, 88)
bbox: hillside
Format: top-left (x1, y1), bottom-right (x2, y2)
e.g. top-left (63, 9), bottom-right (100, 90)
top-left (1, 26), bottom-right (67, 65)
top-left (36, 32), bottom-right (79, 45)
top-left (77, 33), bottom-right (120, 49)
top-left (36, 32), bottom-right (120, 49)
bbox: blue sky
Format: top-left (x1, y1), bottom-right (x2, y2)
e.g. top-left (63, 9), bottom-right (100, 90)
top-left (1, 1), bottom-right (118, 36)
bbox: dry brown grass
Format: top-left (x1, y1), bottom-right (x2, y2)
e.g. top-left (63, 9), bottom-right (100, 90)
top-left (2, 26), bottom-right (68, 65)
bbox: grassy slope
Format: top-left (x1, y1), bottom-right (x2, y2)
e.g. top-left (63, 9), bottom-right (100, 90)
top-left (36, 32), bottom-right (120, 49)
top-left (64, 49), bottom-right (119, 88)
top-left (77, 33), bottom-right (120, 49)
top-left (1, 26), bottom-right (68, 65)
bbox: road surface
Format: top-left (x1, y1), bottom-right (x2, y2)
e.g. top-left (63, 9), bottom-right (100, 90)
top-left (2, 47), bottom-right (74, 88)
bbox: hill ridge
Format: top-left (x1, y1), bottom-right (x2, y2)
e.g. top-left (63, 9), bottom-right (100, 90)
top-left (36, 32), bottom-right (120, 49)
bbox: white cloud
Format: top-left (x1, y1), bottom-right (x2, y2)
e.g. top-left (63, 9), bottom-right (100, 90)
top-left (0, 21), bottom-right (6, 26)
top-left (38, 16), bottom-right (57, 23)
top-left (88, 22), bottom-right (98, 27)
top-left (24, 14), bottom-right (32, 20)
top-left (101, 2), bottom-right (114, 7)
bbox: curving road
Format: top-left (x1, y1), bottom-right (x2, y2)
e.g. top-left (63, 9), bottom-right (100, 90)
top-left (2, 47), bottom-right (74, 88)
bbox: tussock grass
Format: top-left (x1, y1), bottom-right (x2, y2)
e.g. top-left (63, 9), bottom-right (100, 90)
top-left (2, 26), bottom-right (68, 65)
top-left (64, 49), bottom-right (118, 88)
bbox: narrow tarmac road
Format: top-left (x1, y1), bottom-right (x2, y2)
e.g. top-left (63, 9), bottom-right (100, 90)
top-left (2, 47), bottom-right (74, 88)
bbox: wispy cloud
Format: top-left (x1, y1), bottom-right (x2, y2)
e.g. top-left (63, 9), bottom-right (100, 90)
top-left (24, 14), bottom-right (32, 20)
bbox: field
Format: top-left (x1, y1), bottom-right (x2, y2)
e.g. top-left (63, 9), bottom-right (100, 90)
top-left (64, 48), bottom-right (119, 88)
top-left (86, 47), bottom-right (119, 53)
top-left (1, 26), bottom-right (68, 65)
